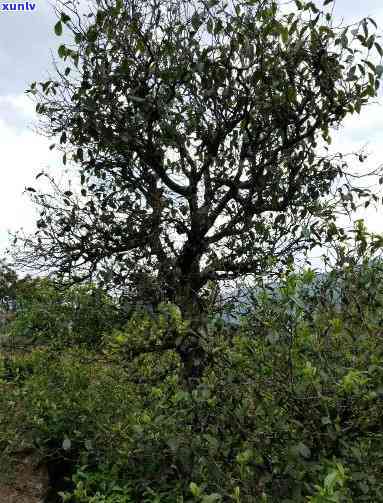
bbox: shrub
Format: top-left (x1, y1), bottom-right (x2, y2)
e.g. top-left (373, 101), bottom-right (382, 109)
top-left (1, 262), bottom-right (383, 501)
top-left (5, 278), bottom-right (122, 347)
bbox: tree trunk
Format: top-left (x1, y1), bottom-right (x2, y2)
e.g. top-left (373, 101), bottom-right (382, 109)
top-left (176, 285), bottom-right (208, 390)
top-left (177, 329), bottom-right (207, 390)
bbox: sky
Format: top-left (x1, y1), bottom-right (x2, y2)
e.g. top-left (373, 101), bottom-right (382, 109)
top-left (0, 0), bottom-right (383, 260)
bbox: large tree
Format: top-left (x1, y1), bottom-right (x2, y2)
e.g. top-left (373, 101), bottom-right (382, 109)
top-left (15, 0), bottom-right (382, 383)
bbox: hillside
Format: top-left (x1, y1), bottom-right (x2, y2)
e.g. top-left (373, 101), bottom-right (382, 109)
top-left (1, 262), bottom-right (382, 502)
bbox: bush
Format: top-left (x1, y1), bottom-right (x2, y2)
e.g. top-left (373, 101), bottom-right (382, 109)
top-left (5, 278), bottom-right (122, 347)
top-left (1, 262), bottom-right (383, 501)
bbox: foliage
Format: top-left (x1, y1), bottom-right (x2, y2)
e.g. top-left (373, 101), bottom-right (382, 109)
top-left (1, 258), bottom-right (383, 501)
top-left (0, 260), bottom-right (19, 335)
top-left (1, 275), bottom-right (122, 347)
top-left (0, 260), bottom-right (18, 312)
top-left (16, 0), bottom-right (382, 321)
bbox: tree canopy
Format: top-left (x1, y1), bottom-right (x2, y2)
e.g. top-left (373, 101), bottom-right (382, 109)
top-left (16, 0), bottom-right (382, 316)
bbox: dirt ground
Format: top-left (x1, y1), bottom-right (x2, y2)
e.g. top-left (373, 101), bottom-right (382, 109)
top-left (0, 451), bottom-right (49, 503)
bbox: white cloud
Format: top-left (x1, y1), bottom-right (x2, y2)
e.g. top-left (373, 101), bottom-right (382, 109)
top-left (329, 99), bottom-right (383, 235)
top-left (0, 93), bottom-right (35, 116)
top-left (0, 94), bottom-right (59, 254)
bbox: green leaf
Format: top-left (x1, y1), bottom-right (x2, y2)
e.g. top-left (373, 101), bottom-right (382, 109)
top-left (60, 13), bottom-right (71, 23)
top-left (84, 439), bottom-right (93, 451)
top-left (368, 17), bottom-right (378, 29)
top-left (297, 442), bottom-right (311, 459)
top-left (287, 87), bottom-right (296, 103)
top-left (324, 470), bottom-right (338, 490)
top-left (136, 39), bottom-right (145, 53)
top-left (375, 42), bottom-right (383, 57)
top-left (54, 21), bottom-right (63, 36)
top-left (281, 27), bottom-right (289, 44)
top-left (62, 438), bottom-right (71, 451)
top-left (319, 26), bottom-right (334, 37)
top-left (58, 45), bottom-right (66, 59)
top-left (57, 492), bottom-right (71, 503)
top-left (189, 482), bottom-right (201, 497)
top-left (308, 2), bottom-right (319, 13)
top-left (191, 13), bottom-right (201, 31)
top-left (87, 27), bottom-right (98, 43)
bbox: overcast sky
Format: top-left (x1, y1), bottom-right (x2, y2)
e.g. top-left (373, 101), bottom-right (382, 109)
top-left (0, 0), bottom-right (383, 259)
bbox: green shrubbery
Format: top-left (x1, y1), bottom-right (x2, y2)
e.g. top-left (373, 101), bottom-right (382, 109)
top-left (1, 276), bottom-right (123, 347)
top-left (1, 260), bottom-right (383, 501)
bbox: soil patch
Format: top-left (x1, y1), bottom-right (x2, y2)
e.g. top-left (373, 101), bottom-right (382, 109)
top-left (0, 451), bottom-right (49, 503)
